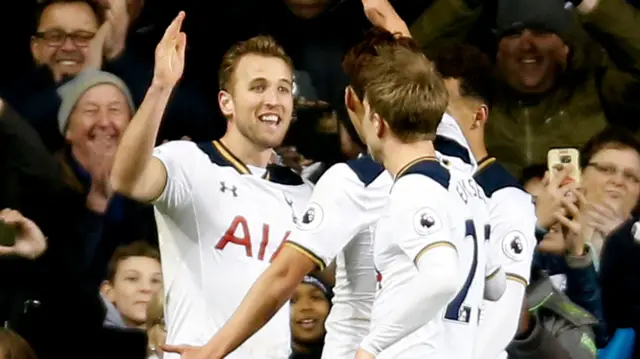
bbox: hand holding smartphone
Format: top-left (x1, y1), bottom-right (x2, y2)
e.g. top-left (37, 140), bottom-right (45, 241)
top-left (547, 148), bottom-right (581, 185)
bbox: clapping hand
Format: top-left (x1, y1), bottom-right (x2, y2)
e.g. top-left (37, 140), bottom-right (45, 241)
top-left (152, 11), bottom-right (187, 90)
top-left (86, 134), bottom-right (116, 213)
top-left (0, 209), bottom-right (47, 260)
top-left (583, 199), bottom-right (626, 237)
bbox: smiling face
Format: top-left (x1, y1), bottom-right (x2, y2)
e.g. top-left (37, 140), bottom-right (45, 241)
top-left (31, 1), bottom-right (99, 82)
top-left (290, 282), bottom-right (330, 345)
top-left (65, 83), bottom-right (131, 157)
top-left (497, 29), bottom-right (569, 94)
top-left (219, 54), bottom-right (294, 150)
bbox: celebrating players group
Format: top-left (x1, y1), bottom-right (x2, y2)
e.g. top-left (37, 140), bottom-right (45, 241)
top-left (109, 1), bottom-right (537, 358)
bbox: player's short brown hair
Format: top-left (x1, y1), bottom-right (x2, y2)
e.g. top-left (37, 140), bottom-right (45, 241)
top-left (218, 35), bottom-right (293, 92)
top-left (105, 241), bottom-right (161, 282)
top-left (342, 26), bottom-right (421, 101)
top-left (362, 46), bottom-right (448, 142)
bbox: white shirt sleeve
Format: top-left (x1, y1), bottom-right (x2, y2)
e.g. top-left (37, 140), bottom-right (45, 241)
top-left (360, 175), bottom-right (460, 356)
top-left (285, 164), bottom-right (377, 270)
top-left (361, 246), bottom-right (459, 356)
top-left (391, 175), bottom-right (457, 261)
top-left (152, 140), bottom-right (204, 213)
top-left (474, 160), bottom-right (536, 359)
top-left (488, 187), bottom-right (536, 285)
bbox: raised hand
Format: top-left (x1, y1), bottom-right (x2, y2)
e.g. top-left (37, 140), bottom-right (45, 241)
top-left (153, 11), bottom-right (187, 90)
top-left (361, 0), bottom-right (410, 37)
top-left (103, 0), bottom-right (130, 60)
top-left (87, 20), bottom-right (112, 69)
top-left (0, 209), bottom-right (47, 260)
top-left (554, 189), bottom-right (589, 256)
top-left (86, 135), bottom-right (116, 213)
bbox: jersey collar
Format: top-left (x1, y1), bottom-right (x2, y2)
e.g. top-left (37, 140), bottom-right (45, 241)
top-left (211, 140), bottom-right (271, 180)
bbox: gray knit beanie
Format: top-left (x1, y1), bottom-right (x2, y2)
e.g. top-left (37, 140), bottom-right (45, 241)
top-left (57, 68), bottom-right (135, 135)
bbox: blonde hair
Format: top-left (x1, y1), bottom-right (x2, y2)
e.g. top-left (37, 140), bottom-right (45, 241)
top-left (362, 47), bottom-right (448, 142)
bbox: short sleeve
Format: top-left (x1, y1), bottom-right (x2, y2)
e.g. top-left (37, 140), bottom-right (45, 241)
top-left (286, 164), bottom-right (372, 270)
top-left (152, 140), bottom-right (205, 212)
top-left (390, 175), bottom-right (454, 267)
top-left (487, 187), bottom-right (536, 286)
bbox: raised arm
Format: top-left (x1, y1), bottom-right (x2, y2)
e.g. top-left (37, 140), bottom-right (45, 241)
top-left (110, 12), bottom-right (186, 203)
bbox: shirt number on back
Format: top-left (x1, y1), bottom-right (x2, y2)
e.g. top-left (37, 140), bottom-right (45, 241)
top-left (444, 219), bottom-right (478, 324)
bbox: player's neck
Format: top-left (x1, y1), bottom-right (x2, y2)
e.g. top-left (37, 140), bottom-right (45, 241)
top-left (384, 140), bottom-right (437, 178)
top-left (446, 105), bottom-right (489, 162)
top-left (219, 131), bottom-right (272, 168)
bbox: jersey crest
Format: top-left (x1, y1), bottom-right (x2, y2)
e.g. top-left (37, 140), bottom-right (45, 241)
top-left (501, 230), bottom-right (527, 262)
top-left (412, 207), bottom-right (442, 235)
top-left (298, 202), bottom-right (324, 231)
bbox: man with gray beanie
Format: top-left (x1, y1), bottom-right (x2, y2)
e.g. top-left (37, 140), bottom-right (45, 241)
top-left (404, 0), bottom-right (640, 178)
top-left (55, 68), bottom-right (156, 286)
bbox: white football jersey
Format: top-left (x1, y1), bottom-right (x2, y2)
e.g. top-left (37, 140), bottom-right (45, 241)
top-left (152, 140), bottom-right (312, 359)
top-left (473, 157), bottom-right (536, 359)
top-left (372, 157), bottom-right (490, 359)
top-left (285, 155), bottom-right (392, 359)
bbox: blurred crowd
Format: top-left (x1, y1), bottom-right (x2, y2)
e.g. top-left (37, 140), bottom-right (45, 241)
top-left (0, 0), bottom-right (639, 358)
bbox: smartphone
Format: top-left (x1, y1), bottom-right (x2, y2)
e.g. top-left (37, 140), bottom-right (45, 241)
top-left (0, 219), bottom-right (17, 247)
top-left (547, 148), bottom-right (581, 184)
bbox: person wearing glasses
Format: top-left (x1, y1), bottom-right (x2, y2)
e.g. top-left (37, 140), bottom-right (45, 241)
top-left (31, 0), bottom-right (102, 83)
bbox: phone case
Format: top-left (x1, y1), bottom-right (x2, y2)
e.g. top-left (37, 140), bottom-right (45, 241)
top-left (547, 148), bottom-right (581, 184)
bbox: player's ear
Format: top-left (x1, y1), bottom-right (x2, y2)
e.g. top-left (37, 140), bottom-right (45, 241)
top-left (345, 87), bottom-right (363, 116)
top-left (471, 104), bottom-right (489, 130)
top-left (372, 113), bottom-right (384, 138)
top-left (218, 90), bottom-right (234, 118)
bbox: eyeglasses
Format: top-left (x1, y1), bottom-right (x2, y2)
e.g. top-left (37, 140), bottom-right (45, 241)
top-left (34, 29), bottom-right (95, 47)
top-left (587, 162), bottom-right (640, 184)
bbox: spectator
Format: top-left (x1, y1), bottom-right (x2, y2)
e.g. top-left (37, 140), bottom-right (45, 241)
top-left (2, 0), bottom-right (220, 153)
top-left (521, 165), bottom-right (606, 343)
top-left (575, 127), bottom-right (640, 355)
top-left (1, 0), bottom-right (104, 151)
top-left (508, 272), bottom-right (598, 359)
top-left (407, 0), bottom-right (640, 176)
top-left (100, 241), bottom-right (162, 330)
top-left (55, 69), bottom-right (157, 286)
top-left (290, 274), bottom-right (333, 359)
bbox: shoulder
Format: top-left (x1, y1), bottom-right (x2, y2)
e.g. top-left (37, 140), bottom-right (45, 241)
top-left (345, 155), bottom-right (386, 187)
top-left (153, 140), bottom-right (203, 157)
top-left (396, 159), bottom-right (451, 192)
top-left (474, 157), bottom-right (525, 197)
